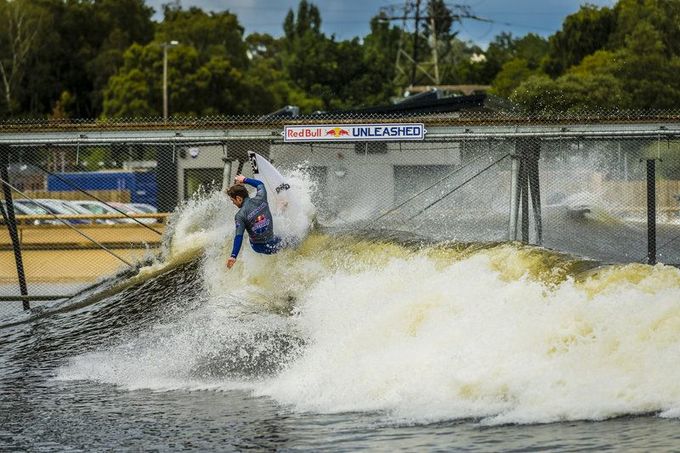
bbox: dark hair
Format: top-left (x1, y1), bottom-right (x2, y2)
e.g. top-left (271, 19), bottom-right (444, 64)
top-left (227, 184), bottom-right (249, 199)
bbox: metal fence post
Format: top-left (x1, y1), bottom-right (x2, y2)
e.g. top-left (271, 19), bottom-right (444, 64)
top-left (157, 145), bottom-right (178, 212)
top-left (0, 144), bottom-right (30, 310)
top-left (646, 158), bottom-right (657, 265)
top-left (527, 139), bottom-right (542, 245)
top-left (508, 150), bottom-right (520, 241)
top-left (519, 148), bottom-right (530, 243)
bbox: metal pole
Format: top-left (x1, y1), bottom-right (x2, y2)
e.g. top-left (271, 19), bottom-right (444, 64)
top-left (163, 43), bottom-right (168, 122)
top-left (221, 144), bottom-right (231, 191)
top-left (162, 40), bottom-right (178, 122)
top-left (516, 146), bottom-right (529, 243)
top-left (0, 145), bottom-right (29, 310)
top-left (528, 141), bottom-right (543, 245)
top-left (508, 153), bottom-right (519, 241)
top-left (411, 0), bottom-right (421, 86)
top-left (429, 15), bottom-right (440, 85)
top-left (646, 159), bottom-right (657, 265)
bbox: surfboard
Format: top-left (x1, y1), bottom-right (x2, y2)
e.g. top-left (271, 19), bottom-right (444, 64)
top-left (246, 151), bottom-right (313, 245)
top-left (247, 151), bottom-right (291, 215)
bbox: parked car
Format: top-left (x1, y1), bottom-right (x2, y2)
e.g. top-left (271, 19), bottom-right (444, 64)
top-left (15, 199), bottom-right (91, 224)
top-left (70, 200), bottom-right (151, 224)
top-left (12, 199), bottom-right (86, 224)
top-left (107, 202), bottom-right (158, 224)
top-left (69, 200), bottom-right (122, 224)
top-left (128, 203), bottom-right (157, 214)
top-left (1, 200), bottom-right (51, 225)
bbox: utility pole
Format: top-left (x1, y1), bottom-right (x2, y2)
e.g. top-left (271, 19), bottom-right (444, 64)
top-left (430, 14), bottom-right (440, 84)
top-left (411, 0), bottom-right (421, 86)
top-left (162, 40), bottom-right (179, 122)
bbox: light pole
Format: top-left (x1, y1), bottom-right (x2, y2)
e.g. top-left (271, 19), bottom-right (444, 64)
top-left (162, 40), bottom-right (179, 122)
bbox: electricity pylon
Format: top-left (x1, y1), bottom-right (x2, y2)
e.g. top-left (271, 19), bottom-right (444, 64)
top-left (379, 1), bottom-right (492, 89)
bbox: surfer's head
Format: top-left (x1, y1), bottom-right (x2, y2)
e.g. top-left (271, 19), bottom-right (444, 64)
top-left (226, 184), bottom-right (249, 208)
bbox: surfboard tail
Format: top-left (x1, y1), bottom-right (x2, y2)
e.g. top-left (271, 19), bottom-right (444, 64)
top-left (247, 151), bottom-right (259, 175)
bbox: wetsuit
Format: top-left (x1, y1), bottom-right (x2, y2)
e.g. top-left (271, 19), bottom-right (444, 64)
top-left (230, 178), bottom-right (282, 259)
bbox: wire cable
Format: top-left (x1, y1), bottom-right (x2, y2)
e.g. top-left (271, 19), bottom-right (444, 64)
top-left (406, 153), bottom-right (510, 220)
top-left (372, 152), bottom-right (489, 223)
top-left (34, 164), bottom-right (163, 235)
top-left (0, 177), bottom-right (134, 268)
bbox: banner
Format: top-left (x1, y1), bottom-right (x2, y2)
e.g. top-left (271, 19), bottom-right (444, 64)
top-left (283, 123), bottom-right (427, 142)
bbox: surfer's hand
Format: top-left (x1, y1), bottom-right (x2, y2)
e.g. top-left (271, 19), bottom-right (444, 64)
top-left (227, 257), bottom-right (236, 269)
top-left (234, 175), bottom-right (246, 184)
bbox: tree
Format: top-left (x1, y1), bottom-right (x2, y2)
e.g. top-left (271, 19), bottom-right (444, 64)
top-left (156, 6), bottom-right (247, 69)
top-left (490, 59), bottom-right (534, 98)
top-left (356, 15), bottom-right (401, 105)
top-left (616, 22), bottom-right (680, 110)
top-left (543, 4), bottom-right (615, 77)
top-left (103, 16), bottom-right (277, 118)
top-left (0, 0), bottom-right (48, 116)
top-left (511, 72), bottom-right (628, 113)
top-left (610, 0), bottom-right (680, 57)
top-left (0, 0), bottom-right (154, 118)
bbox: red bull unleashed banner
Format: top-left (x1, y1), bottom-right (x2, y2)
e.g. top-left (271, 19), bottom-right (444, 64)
top-left (283, 123), bottom-right (426, 142)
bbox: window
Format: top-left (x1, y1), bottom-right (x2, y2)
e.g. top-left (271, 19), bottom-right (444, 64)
top-left (184, 168), bottom-right (224, 199)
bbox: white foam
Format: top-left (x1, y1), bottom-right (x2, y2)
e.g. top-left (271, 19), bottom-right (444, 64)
top-left (56, 172), bottom-right (680, 425)
top-left (253, 254), bottom-right (680, 424)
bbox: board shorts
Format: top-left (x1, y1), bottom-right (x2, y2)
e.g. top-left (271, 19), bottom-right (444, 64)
top-left (250, 236), bottom-right (283, 255)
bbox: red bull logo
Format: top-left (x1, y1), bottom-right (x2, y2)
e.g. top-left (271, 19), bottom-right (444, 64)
top-left (283, 123), bottom-right (426, 142)
top-left (325, 127), bottom-right (350, 138)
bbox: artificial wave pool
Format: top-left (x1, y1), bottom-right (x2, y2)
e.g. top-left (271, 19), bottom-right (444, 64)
top-left (2, 173), bottom-right (680, 450)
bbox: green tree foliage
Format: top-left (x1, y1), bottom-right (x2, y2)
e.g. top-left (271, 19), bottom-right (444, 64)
top-left (610, 0), bottom-right (680, 57)
top-left (543, 5), bottom-right (615, 76)
top-left (103, 6), bottom-right (280, 118)
top-left (490, 59), bottom-right (534, 98)
top-left (280, 2), bottom-right (400, 111)
top-left (0, 0), bottom-right (50, 116)
top-left (5, 0), bottom-right (680, 119)
top-left (358, 16), bottom-right (401, 105)
top-left (156, 5), bottom-right (247, 69)
top-left (511, 73), bottom-right (628, 113)
top-left (0, 0), bottom-right (154, 119)
top-left (511, 0), bottom-right (680, 112)
top-left (245, 33), bottom-right (322, 112)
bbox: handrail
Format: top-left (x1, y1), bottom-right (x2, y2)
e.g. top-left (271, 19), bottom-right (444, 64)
top-left (6, 213), bottom-right (169, 224)
top-left (0, 295), bottom-right (71, 302)
top-left (0, 178), bottom-right (135, 267)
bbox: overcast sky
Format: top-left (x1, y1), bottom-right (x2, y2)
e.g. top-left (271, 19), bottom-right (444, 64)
top-left (147, 0), bottom-right (616, 48)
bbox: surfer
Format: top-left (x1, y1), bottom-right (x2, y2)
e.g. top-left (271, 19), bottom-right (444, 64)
top-left (226, 174), bottom-right (282, 269)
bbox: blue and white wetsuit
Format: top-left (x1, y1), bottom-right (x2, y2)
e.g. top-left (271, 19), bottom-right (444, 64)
top-left (230, 178), bottom-right (282, 259)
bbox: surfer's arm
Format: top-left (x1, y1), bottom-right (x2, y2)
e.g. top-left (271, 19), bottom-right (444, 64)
top-left (230, 234), bottom-right (244, 258)
top-left (227, 234), bottom-right (243, 269)
top-left (243, 177), bottom-right (266, 201)
top-left (228, 214), bottom-right (246, 269)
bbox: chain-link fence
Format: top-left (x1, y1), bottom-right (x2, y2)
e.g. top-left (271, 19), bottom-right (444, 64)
top-left (2, 112), bottom-right (680, 317)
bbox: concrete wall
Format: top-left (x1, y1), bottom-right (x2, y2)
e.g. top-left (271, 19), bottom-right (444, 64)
top-left (172, 141), bottom-right (461, 217)
top-left (176, 146), bottom-right (226, 200)
top-left (270, 142), bottom-right (460, 220)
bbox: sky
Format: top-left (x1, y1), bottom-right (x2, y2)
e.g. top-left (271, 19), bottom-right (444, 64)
top-left (147, 0), bottom-right (616, 48)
